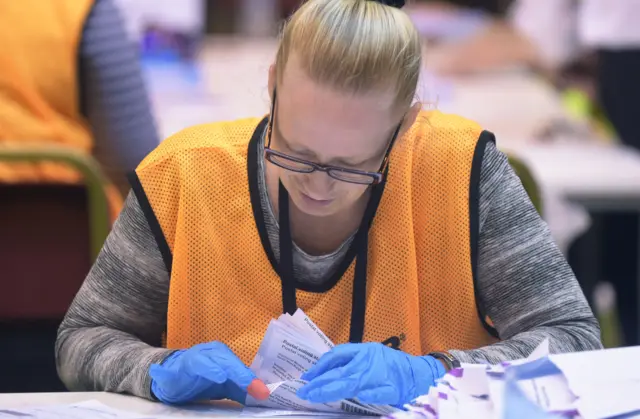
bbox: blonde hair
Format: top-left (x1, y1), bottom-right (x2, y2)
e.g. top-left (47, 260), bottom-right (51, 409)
top-left (275, 0), bottom-right (422, 110)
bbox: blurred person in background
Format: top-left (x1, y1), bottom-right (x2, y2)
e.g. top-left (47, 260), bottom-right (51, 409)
top-left (0, 0), bottom-right (159, 219)
top-left (429, 0), bottom-right (640, 346)
top-left (428, 0), bottom-right (640, 150)
top-left (56, 0), bottom-right (599, 406)
top-left (0, 0), bottom-right (159, 393)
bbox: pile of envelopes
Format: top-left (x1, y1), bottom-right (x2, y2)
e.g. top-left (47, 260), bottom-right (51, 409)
top-left (245, 309), bottom-right (400, 417)
top-left (385, 340), bottom-right (640, 419)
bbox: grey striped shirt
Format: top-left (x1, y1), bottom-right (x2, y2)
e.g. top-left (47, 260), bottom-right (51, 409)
top-left (79, 0), bottom-right (159, 195)
top-left (56, 126), bottom-right (602, 399)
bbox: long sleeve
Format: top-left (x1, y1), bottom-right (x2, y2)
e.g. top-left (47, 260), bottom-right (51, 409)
top-left (78, 0), bottom-right (160, 195)
top-left (55, 192), bottom-right (172, 399)
top-left (449, 142), bottom-right (602, 364)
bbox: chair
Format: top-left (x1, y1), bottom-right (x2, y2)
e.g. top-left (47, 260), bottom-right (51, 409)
top-left (0, 146), bottom-right (110, 392)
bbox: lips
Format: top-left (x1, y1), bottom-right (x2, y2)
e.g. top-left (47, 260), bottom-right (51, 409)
top-left (300, 191), bottom-right (333, 205)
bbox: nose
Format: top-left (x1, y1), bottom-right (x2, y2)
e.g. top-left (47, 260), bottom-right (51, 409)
top-left (303, 171), bottom-right (333, 199)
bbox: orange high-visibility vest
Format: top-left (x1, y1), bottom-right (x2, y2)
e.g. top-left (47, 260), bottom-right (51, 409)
top-left (131, 110), bottom-right (498, 365)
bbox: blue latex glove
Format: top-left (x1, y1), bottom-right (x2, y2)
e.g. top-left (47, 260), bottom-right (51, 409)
top-left (297, 343), bottom-right (446, 406)
top-left (149, 341), bottom-right (269, 405)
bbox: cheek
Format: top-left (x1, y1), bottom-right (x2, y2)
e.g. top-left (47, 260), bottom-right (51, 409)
top-left (338, 183), bottom-right (368, 199)
top-left (280, 170), bottom-right (305, 190)
top-left (280, 172), bottom-right (367, 199)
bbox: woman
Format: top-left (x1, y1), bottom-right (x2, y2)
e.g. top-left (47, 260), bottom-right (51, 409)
top-left (56, 0), bottom-right (601, 407)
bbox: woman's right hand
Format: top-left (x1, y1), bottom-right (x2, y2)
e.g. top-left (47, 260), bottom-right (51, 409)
top-left (149, 341), bottom-right (270, 405)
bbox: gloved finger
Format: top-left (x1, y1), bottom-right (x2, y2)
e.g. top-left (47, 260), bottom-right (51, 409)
top-left (149, 363), bottom-right (181, 388)
top-left (186, 352), bottom-right (228, 384)
top-left (202, 345), bottom-right (263, 395)
top-left (355, 385), bottom-right (399, 405)
top-left (301, 344), bottom-right (361, 382)
top-left (298, 371), bottom-right (361, 401)
top-left (299, 377), bottom-right (362, 404)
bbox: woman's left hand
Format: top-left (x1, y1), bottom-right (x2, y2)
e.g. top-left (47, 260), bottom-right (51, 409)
top-left (296, 343), bottom-right (446, 406)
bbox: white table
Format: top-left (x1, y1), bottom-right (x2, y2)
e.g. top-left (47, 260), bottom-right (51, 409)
top-left (0, 391), bottom-right (354, 418)
top-left (513, 142), bottom-right (640, 210)
top-left (0, 391), bottom-right (245, 418)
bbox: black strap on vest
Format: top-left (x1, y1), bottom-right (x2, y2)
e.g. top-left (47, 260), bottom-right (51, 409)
top-left (278, 182), bottom-right (297, 316)
top-left (277, 177), bottom-right (386, 343)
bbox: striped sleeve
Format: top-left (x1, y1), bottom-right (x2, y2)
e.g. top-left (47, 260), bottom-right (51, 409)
top-left (55, 192), bottom-right (172, 398)
top-left (78, 0), bottom-right (159, 195)
top-left (449, 142), bottom-right (602, 363)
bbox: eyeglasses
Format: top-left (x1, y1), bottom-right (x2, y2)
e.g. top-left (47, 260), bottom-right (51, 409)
top-left (264, 88), bottom-right (403, 185)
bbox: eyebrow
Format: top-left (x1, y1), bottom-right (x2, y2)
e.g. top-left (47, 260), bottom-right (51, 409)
top-left (274, 115), bottom-right (381, 168)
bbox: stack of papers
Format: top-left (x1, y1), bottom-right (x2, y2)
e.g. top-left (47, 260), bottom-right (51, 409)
top-left (245, 309), bottom-right (401, 416)
top-left (384, 340), bottom-right (640, 419)
top-left (6, 314), bottom-right (640, 418)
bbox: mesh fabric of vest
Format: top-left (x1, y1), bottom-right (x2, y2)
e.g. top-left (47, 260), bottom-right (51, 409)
top-left (133, 111), bottom-right (498, 365)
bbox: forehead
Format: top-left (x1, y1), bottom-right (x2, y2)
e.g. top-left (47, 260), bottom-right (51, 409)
top-left (276, 54), bottom-right (398, 152)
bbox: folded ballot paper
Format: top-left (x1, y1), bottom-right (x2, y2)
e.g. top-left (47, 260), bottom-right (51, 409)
top-left (244, 309), bottom-right (401, 417)
top-left (383, 340), bottom-right (640, 419)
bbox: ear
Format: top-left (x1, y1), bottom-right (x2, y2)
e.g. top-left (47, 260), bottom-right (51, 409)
top-left (397, 102), bottom-right (422, 138)
top-left (268, 64), bottom-right (276, 100)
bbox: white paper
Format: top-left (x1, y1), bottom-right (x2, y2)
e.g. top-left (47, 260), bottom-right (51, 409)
top-left (526, 339), bottom-right (550, 361)
top-left (247, 379), bottom-right (347, 414)
top-left (550, 345), bottom-right (640, 395)
top-left (549, 346), bottom-right (640, 419)
top-left (288, 310), bottom-right (335, 352)
top-left (250, 322), bottom-right (324, 384)
top-left (246, 309), bottom-right (399, 417)
top-left (490, 340), bottom-right (577, 416)
top-left (401, 339), bottom-right (579, 419)
top-left (241, 406), bottom-right (355, 417)
top-left (0, 400), bottom-right (154, 419)
top-left (514, 374), bottom-right (574, 412)
top-left (572, 382), bottom-right (640, 419)
top-left (388, 341), bottom-right (640, 419)
top-left (445, 364), bottom-right (490, 396)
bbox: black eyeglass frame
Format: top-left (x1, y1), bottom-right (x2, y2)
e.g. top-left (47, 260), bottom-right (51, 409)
top-left (264, 87), bottom-right (403, 185)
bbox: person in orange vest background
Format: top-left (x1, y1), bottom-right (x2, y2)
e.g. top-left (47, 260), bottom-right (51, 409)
top-left (0, 0), bottom-right (159, 221)
top-left (56, 0), bottom-right (601, 407)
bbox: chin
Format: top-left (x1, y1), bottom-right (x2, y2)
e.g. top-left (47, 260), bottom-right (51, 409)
top-left (291, 191), bottom-right (341, 217)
